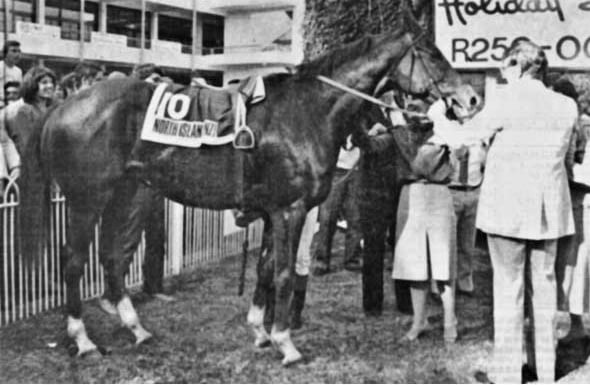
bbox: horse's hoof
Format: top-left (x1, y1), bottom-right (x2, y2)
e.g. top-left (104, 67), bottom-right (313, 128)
top-left (68, 341), bottom-right (99, 358)
top-left (281, 351), bottom-right (303, 367)
top-left (98, 297), bottom-right (118, 316)
top-left (67, 344), bottom-right (79, 357)
top-left (254, 337), bottom-right (272, 348)
top-left (81, 349), bottom-right (103, 360)
top-left (97, 345), bottom-right (111, 356)
top-left (134, 330), bottom-right (153, 345)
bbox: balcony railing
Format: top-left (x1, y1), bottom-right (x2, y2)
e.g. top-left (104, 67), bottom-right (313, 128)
top-left (200, 43), bottom-right (291, 56)
top-left (12, 20), bottom-right (296, 67)
top-left (126, 36), bottom-right (152, 49)
top-left (179, 43), bottom-right (292, 56)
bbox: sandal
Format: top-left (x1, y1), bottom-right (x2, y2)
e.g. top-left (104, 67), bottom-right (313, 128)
top-left (400, 321), bottom-right (432, 343)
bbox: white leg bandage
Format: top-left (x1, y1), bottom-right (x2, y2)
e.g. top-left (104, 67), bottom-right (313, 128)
top-left (296, 207), bottom-right (318, 276)
top-left (67, 316), bottom-right (97, 356)
top-left (117, 295), bottom-right (152, 344)
top-left (247, 304), bottom-right (271, 347)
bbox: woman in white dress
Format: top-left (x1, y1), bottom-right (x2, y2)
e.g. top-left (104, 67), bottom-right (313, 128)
top-left (393, 97), bottom-right (496, 344)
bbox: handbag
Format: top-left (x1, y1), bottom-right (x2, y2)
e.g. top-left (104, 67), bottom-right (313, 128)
top-left (410, 142), bottom-right (454, 183)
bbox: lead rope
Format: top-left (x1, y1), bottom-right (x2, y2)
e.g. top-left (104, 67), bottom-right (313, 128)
top-left (238, 224), bottom-right (249, 296)
top-left (316, 75), bottom-right (428, 118)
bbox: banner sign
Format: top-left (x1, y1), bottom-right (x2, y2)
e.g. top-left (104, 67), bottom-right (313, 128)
top-left (434, 1), bottom-right (590, 69)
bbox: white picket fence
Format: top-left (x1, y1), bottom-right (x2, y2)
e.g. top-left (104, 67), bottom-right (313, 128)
top-left (0, 181), bottom-right (263, 326)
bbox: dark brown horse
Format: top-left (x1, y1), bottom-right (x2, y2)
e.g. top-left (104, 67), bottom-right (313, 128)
top-left (18, 11), bottom-right (479, 365)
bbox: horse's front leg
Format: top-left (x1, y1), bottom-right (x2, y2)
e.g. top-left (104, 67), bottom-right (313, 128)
top-left (269, 201), bottom-right (307, 365)
top-left (247, 214), bottom-right (274, 348)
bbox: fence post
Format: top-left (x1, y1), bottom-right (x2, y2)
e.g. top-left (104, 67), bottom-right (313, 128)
top-left (168, 201), bottom-right (184, 275)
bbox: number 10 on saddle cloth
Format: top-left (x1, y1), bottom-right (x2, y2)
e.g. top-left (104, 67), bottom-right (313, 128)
top-left (140, 79), bottom-right (264, 148)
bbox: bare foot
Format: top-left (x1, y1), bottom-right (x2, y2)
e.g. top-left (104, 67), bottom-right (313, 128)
top-left (400, 321), bottom-right (432, 342)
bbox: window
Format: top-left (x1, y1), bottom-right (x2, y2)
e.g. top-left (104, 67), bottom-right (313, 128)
top-left (0, 0), bottom-right (36, 32)
top-left (45, 0), bottom-right (98, 41)
top-left (158, 14), bottom-right (191, 47)
top-left (200, 13), bottom-right (224, 55)
top-left (107, 5), bottom-right (151, 49)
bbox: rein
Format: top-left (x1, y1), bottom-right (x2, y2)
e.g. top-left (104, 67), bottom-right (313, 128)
top-left (316, 75), bottom-right (427, 118)
top-left (315, 31), bottom-right (434, 119)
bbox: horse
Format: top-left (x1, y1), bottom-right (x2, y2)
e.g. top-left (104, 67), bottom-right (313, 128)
top-left (18, 10), bottom-right (479, 365)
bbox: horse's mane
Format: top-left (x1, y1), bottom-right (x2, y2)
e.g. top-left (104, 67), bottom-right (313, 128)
top-left (295, 23), bottom-right (413, 79)
top-left (262, 72), bottom-right (294, 88)
top-left (295, 36), bottom-right (378, 78)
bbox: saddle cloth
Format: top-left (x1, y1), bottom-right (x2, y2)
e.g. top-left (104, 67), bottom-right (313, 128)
top-left (140, 76), bottom-right (265, 148)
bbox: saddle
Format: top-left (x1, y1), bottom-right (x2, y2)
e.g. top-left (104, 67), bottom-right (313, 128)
top-left (196, 76), bottom-right (264, 150)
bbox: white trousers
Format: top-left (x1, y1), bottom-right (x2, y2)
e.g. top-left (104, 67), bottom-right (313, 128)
top-left (295, 206), bottom-right (318, 276)
top-left (569, 196), bottom-right (590, 315)
top-left (487, 234), bottom-right (557, 384)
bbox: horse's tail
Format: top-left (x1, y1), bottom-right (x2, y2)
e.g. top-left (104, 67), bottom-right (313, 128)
top-left (18, 115), bottom-right (51, 267)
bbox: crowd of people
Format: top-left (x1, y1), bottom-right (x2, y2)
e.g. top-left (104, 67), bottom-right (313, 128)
top-left (303, 40), bottom-right (590, 383)
top-left (0, 40), bottom-right (187, 304)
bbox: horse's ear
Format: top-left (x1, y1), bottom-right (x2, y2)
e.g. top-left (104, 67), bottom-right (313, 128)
top-left (402, 0), bottom-right (430, 28)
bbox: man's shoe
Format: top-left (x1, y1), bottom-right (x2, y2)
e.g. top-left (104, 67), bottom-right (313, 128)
top-left (343, 259), bottom-right (362, 271)
top-left (364, 308), bottom-right (383, 317)
top-left (457, 288), bottom-right (474, 297)
top-left (473, 371), bottom-right (494, 384)
top-left (312, 263), bottom-right (330, 276)
top-left (234, 210), bottom-right (260, 228)
top-left (153, 293), bottom-right (175, 302)
top-left (457, 276), bottom-right (474, 293)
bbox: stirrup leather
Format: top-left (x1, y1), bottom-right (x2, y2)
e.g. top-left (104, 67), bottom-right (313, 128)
top-left (233, 95), bottom-right (255, 150)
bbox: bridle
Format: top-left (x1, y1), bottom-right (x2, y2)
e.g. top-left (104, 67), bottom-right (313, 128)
top-left (397, 31), bottom-right (480, 123)
top-left (315, 30), bottom-right (475, 122)
top-left (394, 31), bottom-right (448, 112)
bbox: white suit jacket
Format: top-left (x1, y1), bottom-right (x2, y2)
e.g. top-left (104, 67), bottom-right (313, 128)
top-left (475, 78), bottom-right (578, 240)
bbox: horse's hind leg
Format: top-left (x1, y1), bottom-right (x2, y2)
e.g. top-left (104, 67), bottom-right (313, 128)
top-left (64, 203), bottom-right (101, 356)
top-left (100, 182), bottom-right (152, 344)
top-left (290, 206), bottom-right (318, 330)
top-left (247, 213), bottom-right (273, 347)
top-left (269, 201), bottom-right (307, 366)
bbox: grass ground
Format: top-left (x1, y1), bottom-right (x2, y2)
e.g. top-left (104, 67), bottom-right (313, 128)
top-left (0, 233), bottom-right (588, 383)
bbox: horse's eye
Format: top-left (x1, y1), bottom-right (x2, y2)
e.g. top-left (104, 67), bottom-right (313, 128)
top-left (508, 59), bottom-right (518, 67)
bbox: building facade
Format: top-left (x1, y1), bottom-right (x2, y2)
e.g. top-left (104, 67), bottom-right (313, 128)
top-left (1, 0), bottom-right (304, 85)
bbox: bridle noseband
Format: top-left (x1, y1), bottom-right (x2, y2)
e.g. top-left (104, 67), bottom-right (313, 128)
top-left (395, 31), bottom-right (448, 110)
top-left (397, 32), bottom-right (480, 123)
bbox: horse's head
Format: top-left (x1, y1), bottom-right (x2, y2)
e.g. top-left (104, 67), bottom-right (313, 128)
top-left (380, 9), bottom-right (481, 121)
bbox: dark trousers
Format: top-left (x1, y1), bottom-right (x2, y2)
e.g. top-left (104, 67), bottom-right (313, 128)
top-left (141, 188), bottom-right (166, 295)
top-left (314, 168), bottom-right (362, 267)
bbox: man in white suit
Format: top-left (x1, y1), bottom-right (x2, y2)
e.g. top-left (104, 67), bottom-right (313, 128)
top-left (475, 40), bottom-right (578, 383)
